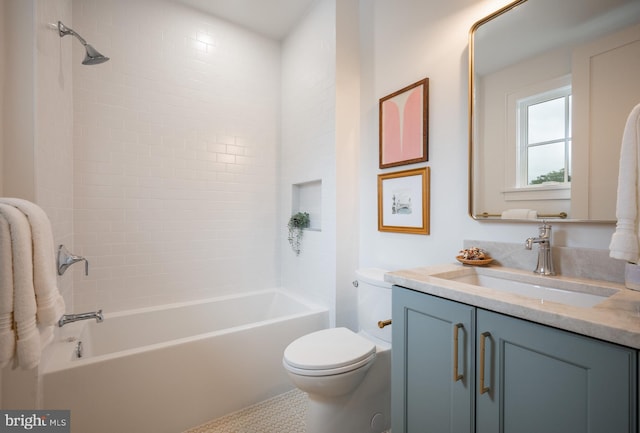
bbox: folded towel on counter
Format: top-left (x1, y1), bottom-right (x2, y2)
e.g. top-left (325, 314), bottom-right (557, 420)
top-left (501, 209), bottom-right (538, 219)
top-left (609, 103), bottom-right (640, 263)
top-left (0, 216), bottom-right (15, 368)
top-left (0, 198), bottom-right (65, 328)
top-left (0, 204), bottom-right (40, 369)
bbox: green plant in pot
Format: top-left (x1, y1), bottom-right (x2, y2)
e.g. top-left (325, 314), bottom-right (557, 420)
top-left (288, 212), bottom-right (310, 256)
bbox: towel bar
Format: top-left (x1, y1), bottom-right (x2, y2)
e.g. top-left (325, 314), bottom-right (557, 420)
top-left (479, 212), bottom-right (567, 219)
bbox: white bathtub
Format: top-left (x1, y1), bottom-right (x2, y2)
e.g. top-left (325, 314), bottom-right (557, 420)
top-left (40, 290), bottom-right (328, 433)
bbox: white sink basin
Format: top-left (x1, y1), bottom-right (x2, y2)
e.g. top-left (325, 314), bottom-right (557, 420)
top-left (432, 267), bottom-right (617, 308)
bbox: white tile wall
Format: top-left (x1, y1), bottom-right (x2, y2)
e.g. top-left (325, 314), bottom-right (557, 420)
top-left (280, 0), bottom-right (337, 321)
top-left (36, 0), bottom-right (74, 307)
top-left (72, 0), bottom-right (281, 312)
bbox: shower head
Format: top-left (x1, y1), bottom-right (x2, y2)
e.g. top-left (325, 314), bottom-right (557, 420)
top-left (58, 21), bottom-right (109, 65)
top-left (82, 44), bottom-right (109, 65)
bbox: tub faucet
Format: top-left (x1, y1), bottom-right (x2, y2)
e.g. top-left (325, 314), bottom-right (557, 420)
top-left (57, 244), bottom-right (89, 276)
top-left (525, 222), bottom-right (555, 276)
top-left (58, 310), bottom-right (103, 327)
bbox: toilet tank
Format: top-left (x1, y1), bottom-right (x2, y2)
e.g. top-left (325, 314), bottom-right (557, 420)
top-left (356, 268), bottom-right (392, 343)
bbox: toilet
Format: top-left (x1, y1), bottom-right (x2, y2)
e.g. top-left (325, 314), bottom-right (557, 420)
top-left (282, 268), bottom-right (392, 433)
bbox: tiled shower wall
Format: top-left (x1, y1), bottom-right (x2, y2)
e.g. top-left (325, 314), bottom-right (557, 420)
top-left (280, 0), bottom-right (337, 319)
top-left (2, 0), bottom-right (74, 305)
top-left (36, 0), bottom-right (74, 307)
top-left (71, 0), bottom-right (281, 312)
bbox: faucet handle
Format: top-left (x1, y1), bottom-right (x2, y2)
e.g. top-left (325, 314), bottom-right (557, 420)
top-left (57, 244), bottom-right (89, 276)
top-left (539, 221), bottom-right (552, 238)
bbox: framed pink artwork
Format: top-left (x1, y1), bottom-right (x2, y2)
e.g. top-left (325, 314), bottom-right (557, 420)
top-left (379, 78), bottom-right (429, 169)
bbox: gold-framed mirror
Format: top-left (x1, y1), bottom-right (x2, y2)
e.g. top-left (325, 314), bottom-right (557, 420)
top-left (469, 0), bottom-right (640, 222)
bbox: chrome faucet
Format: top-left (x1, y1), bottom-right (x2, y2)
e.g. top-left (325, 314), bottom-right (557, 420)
top-left (57, 244), bottom-right (89, 276)
top-left (58, 310), bottom-right (103, 327)
top-left (525, 222), bottom-right (555, 275)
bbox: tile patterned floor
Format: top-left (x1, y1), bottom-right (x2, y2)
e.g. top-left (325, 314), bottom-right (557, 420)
top-left (182, 388), bottom-right (391, 433)
top-left (183, 389), bottom-right (307, 433)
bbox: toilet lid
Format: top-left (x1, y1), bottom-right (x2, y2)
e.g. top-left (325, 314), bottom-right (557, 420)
top-left (283, 327), bottom-right (376, 371)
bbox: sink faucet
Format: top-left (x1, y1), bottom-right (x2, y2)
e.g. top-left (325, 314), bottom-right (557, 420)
top-left (58, 310), bottom-right (103, 327)
top-left (525, 222), bottom-right (555, 276)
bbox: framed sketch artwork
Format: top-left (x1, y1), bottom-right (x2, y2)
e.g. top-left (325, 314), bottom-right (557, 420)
top-left (379, 78), bottom-right (429, 168)
top-left (378, 167), bottom-right (430, 235)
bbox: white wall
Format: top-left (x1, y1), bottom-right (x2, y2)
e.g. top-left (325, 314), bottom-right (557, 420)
top-left (359, 0), bottom-right (616, 274)
top-left (3, 0), bottom-right (36, 201)
top-left (335, 0), bottom-right (361, 330)
top-left (0, 1), bottom-right (4, 196)
top-left (280, 0), bottom-right (338, 323)
top-left (72, 0), bottom-right (281, 312)
top-left (1, 0), bottom-right (73, 409)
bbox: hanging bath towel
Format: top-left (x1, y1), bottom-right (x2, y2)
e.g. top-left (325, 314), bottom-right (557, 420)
top-left (0, 198), bottom-right (65, 328)
top-left (0, 204), bottom-right (40, 369)
top-left (610, 103), bottom-right (640, 263)
top-left (0, 215), bottom-right (15, 367)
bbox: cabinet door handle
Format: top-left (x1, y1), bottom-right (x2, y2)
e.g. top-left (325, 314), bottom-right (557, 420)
top-left (453, 323), bottom-right (463, 382)
top-left (479, 331), bottom-right (491, 395)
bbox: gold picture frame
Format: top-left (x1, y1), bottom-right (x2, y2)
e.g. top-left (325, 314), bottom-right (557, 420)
top-left (379, 78), bottom-right (429, 168)
top-left (378, 167), bottom-right (430, 235)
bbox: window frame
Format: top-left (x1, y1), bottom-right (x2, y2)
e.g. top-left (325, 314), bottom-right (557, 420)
top-left (517, 85), bottom-right (572, 187)
top-left (504, 74), bottom-right (572, 202)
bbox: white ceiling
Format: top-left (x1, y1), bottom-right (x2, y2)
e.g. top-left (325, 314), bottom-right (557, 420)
top-left (175, 0), bottom-right (316, 40)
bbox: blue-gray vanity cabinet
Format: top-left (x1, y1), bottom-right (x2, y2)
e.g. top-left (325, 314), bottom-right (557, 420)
top-left (391, 286), bottom-right (476, 433)
top-left (475, 308), bottom-right (637, 433)
top-left (392, 285), bottom-right (638, 433)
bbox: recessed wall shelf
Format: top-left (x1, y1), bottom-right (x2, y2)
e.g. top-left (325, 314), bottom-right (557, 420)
top-left (292, 179), bottom-right (321, 231)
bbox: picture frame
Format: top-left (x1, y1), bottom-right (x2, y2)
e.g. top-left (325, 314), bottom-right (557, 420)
top-left (378, 167), bottom-right (430, 235)
top-left (379, 78), bottom-right (429, 169)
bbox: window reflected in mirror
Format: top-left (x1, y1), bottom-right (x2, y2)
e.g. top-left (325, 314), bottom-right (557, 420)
top-left (520, 88), bottom-right (572, 186)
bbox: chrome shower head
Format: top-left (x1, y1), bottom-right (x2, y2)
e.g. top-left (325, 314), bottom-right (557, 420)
top-left (82, 44), bottom-right (109, 65)
top-left (58, 21), bottom-right (109, 65)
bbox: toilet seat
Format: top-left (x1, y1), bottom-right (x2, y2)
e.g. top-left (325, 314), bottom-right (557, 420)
top-left (283, 327), bottom-right (376, 377)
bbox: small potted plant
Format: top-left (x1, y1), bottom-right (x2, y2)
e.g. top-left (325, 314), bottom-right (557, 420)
top-left (288, 212), bottom-right (310, 256)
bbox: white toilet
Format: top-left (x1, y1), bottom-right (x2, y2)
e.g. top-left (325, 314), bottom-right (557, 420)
top-left (282, 268), bottom-right (392, 433)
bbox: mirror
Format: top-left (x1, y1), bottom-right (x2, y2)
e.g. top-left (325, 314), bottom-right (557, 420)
top-left (469, 0), bottom-right (640, 221)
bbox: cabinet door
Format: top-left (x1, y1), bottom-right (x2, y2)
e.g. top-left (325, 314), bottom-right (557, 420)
top-left (476, 309), bottom-right (637, 433)
top-left (392, 287), bottom-right (475, 433)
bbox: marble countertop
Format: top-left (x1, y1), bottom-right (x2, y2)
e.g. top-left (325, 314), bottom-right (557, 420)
top-left (386, 263), bottom-right (640, 349)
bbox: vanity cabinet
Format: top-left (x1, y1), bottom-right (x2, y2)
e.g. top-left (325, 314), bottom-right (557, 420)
top-left (392, 286), bottom-right (638, 433)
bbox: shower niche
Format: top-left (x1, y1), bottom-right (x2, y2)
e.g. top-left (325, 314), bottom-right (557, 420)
top-left (292, 180), bottom-right (322, 231)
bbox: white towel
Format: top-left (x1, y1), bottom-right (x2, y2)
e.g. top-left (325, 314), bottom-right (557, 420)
top-left (0, 198), bottom-right (65, 328)
top-left (501, 209), bottom-right (538, 219)
top-left (609, 103), bottom-right (640, 263)
top-left (0, 215), bottom-right (16, 367)
top-left (0, 204), bottom-right (40, 369)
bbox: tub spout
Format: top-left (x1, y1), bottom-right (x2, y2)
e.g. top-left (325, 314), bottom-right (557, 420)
top-left (58, 310), bottom-right (103, 327)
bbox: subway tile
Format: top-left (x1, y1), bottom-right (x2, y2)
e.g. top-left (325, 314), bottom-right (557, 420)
top-left (71, 0), bottom-right (282, 312)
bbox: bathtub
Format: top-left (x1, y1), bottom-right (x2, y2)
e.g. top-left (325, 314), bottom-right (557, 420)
top-left (40, 289), bottom-right (328, 433)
